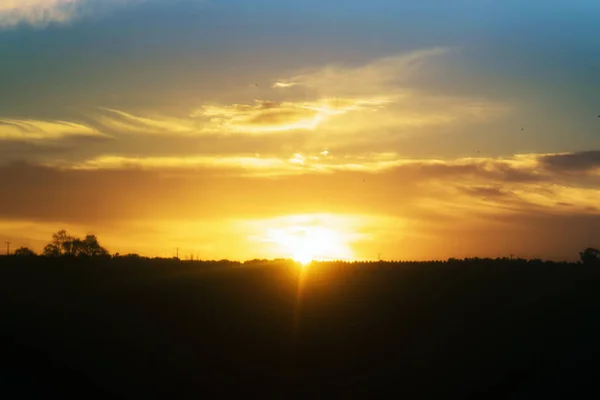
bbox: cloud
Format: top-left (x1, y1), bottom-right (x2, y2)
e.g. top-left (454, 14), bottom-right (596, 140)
top-left (89, 93), bottom-right (504, 141)
top-left (271, 82), bottom-right (298, 89)
top-left (2, 149), bottom-right (600, 263)
top-left (194, 98), bottom-right (390, 134)
top-left (100, 93), bottom-right (504, 139)
top-left (0, 0), bottom-right (78, 28)
top-left (538, 151), bottom-right (600, 173)
top-left (93, 108), bottom-right (199, 136)
top-left (44, 151), bottom-right (428, 175)
top-left (40, 151), bottom-right (499, 174)
top-left (3, 150), bottom-right (600, 225)
top-left (458, 186), bottom-right (513, 199)
top-left (271, 48), bottom-right (454, 96)
top-left (46, 48), bottom-right (506, 142)
top-left (40, 150), bottom-right (600, 212)
top-left (0, 0), bottom-right (145, 29)
top-left (196, 100), bottom-right (320, 133)
top-left (59, 154), bottom-right (292, 172)
top-left (266, 48), bottom-right (508, 137)
top-left (0, 118), bottom-right (106, 141)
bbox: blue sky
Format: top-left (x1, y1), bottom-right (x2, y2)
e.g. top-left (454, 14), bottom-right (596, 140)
top-left (1, 0), bottom-right (599, 260)
top-left (2, 0), bottom-right (599, 146)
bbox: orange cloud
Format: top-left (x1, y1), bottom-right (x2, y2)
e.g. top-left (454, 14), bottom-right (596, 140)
top-left (61, 154), bottom-right (291, 173)
top-left (93, 108), bottom-right (198, 135)
top-left (2, 150), bottom-right (600, 261)
top-left (194, 98), bottom-right (390, 134)
top-left (0, 118), bottom-right (105, 140)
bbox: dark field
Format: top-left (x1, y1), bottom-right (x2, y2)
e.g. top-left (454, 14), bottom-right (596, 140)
top-left (2, 257), bottom-right (600, 398)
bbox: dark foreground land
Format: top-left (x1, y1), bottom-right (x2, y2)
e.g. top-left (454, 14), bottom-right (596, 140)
top-left (1, 257), bottom-right (600, 399)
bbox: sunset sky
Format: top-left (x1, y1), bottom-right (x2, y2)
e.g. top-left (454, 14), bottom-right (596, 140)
top-left (1, 0), bottom-right (599, 261)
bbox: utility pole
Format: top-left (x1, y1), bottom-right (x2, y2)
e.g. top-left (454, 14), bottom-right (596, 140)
top-left (5, 241), bottom-right (11, 256)
top-left (175, 247), bottom-right (179, 259)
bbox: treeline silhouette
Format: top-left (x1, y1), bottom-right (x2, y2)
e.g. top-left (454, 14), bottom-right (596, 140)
top-left (7, 230), bottom-right (600, 266)
top-left (1, 231), bottom-right (600, 398)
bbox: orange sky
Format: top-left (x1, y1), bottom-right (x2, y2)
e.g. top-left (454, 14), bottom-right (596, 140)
top-left (1, 1), bottom-right (600, 261)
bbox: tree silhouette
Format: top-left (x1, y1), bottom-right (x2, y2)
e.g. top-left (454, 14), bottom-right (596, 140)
top-left (14, 246), bottom-right (37, 257)
top-left (42, 229), bottom-right (76, 256)
top-left (579, 248), bottom-right (600, 265)
top-left (42, 230), bottom-right (109, 258)
top-left (75, 235), bottom-right (109, 257)
top-left (43, 243), bottom-right (62, 257)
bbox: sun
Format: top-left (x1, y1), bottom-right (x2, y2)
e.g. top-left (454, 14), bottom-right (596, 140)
top-left (264, 223), bottom-right (353, 264)
top-left (293, 250), bottom-right (314, 265)
top-left (289, 238), bottom-right (317, 265)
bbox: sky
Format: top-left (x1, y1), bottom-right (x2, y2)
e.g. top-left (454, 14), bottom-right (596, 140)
top-left (1, 0), bottom-right (600, 261)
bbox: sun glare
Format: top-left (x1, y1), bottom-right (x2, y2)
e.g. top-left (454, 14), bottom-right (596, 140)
top-left (265, 223), bottom-right (353, 264)
top-left (294, 250), bottom-right (314, 266)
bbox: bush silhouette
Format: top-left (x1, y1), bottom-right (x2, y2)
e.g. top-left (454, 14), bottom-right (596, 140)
top-left (14, 247), bottom-right (36, 257)
top-left (579, 248), bottom-right (600, 265)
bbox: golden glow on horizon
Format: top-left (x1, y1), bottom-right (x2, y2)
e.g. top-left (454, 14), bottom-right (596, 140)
top-left (267, 226), bottom-right (352, 264)
top-left (0, 39), bottom-right (596, 265)
top-left (259, 217), bottom-right (357, 263)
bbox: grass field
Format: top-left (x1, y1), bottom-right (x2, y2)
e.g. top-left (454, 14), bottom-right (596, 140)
top-left (1, 257), bottom-right (600, 398)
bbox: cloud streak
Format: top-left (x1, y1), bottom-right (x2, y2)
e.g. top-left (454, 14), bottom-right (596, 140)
top-left (268, 48), bottom-right (509, 137)
top-left (2, 148), bottom-right (599, 261)
top-left (44, 149), bottom-right (600, 182)
top-left (44, 151), bottom-right (422, 174)
top-left (194, 98), bottom-right (391, 134)
top-left (272, 48), bottom-right (452, 95)
top-left (93, 108), bottom-right (199, 136)
top-left (538, 151), bottom-right (600, 173)
top-left (3, 150), bottom-right (600, 224)
top-left (0, 118), bottom-right (105, 141)
top-left (0, 48), bottom-right (504, 147)
top-left (0, 0), bottom-right (145, 29)
top-left (60, 154), bottom-right (291, 172)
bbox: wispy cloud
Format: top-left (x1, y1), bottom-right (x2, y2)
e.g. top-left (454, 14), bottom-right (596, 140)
top-left (271, 47), bottom-right (452, 96)
top-left (194, 98), bottom-right (390, 134)
top-left (0, 0), bottom-right (145, 29)
top-left (57, 154), bottom-right (292, 172)
top-left (268, 48), bottom-right (508, 135)
top-left (0, 0), bottom-right (78, 28)
top-left (47, 151), bottom-right (412, 175)
top-left (68, 49), bottom-right (507, 140)
top-left (7, 150), bottom-right (600, 230)
top-left (93, 108), bottom-right (199, 136)
top-left (106, 92), bottom-right (503, 138)
top-left (0, 118), bottom-right (105, 140)
top-left (45, 149), bottom-right (600, 181)
top-left (271, 82), bottom-right (298, 89)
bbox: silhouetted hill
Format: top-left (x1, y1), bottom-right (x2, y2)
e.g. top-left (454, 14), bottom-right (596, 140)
top-left (1, 256), bottom-right (600, 398)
